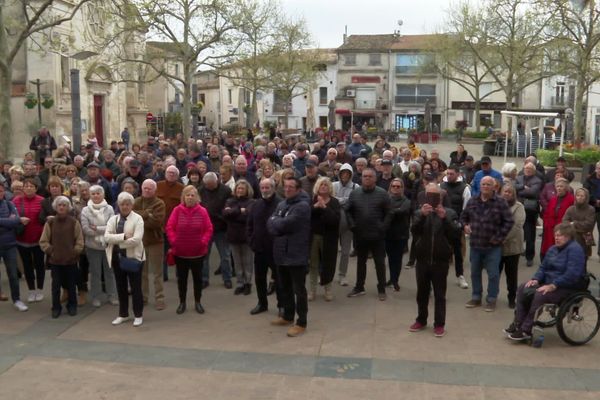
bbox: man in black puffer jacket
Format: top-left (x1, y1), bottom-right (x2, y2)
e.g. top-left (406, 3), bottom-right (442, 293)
top-left (346, 168), bottom-right (391, 300)
top-left (267, 177), bottom-right (311, 337)
top-left (409, 183), bottom-right (461, 338)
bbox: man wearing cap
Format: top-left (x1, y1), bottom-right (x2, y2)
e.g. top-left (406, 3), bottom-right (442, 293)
top-left (319, 148), bottom-right (338, 179)
top-left (116, 159), bottom-right (145, 189)
top-left (470, 156), bottom-right (502, 197)
top-left (393, 149), bottom-right (412, 177)
top-left (377, 159), bottom-right (394, 191)
top-left (335, 142), bottom-right (353, 164)
top-left (293, 144), bottom-right (309, 176)
top-left (300, 159), bottom-right (320, 195)
top-left (83, 162), bottom-right (113, 204)
top-left (348, 134), bottom-right (366, 161)
top-left (100, 150), bottom-right (121, 178)
top-left (460, 155), bottom-right (476, 185)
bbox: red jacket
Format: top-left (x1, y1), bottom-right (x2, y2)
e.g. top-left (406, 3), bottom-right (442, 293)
top-left (166, 203), bottom-right (213, 258)
top-left (541, 192), bottom-right (575, 255)
top-left (12, 195), bottom-right (44, 245)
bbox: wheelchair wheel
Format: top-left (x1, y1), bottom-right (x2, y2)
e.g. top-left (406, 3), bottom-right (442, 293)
top-left (557, 293), bottom-right (600, 346)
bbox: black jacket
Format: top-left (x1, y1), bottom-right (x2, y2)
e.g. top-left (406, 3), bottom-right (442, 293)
top-left (267, 194), bottom-right (311, 266)
top-left (223, 196), bottom-right (254, 244)
top-left (346, 186), bottom-right (391, 241)
top-left (247, 194), bottom-right (282, 253)
top-left (386, 195), bottom-right (411, 240)
top-left (411, 207), bottom-right (461, 264)
top-left (200, 183), bottom-right (232, 232)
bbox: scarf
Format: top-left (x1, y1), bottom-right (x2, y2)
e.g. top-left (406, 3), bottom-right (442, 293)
top-left (87, 199), bottom-right (109, 226)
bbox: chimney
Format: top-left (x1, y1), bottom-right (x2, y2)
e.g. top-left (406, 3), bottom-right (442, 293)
top-left (343, 25), bottom-right (348, 44)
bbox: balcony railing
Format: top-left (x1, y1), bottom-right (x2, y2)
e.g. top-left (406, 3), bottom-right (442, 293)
top-left (395, 65), bottom-right (436, 75)
top-left (355, 99), bottom-right (377, 109)
top-left (395, 96), bottom-right (436, 105)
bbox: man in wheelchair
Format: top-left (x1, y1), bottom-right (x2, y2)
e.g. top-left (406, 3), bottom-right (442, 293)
top-left (504, 223), bottom-right (587, 341)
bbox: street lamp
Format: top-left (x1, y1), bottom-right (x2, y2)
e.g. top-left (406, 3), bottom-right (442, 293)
top-left (69, 50), bottom-right (98, 152)
top-left (562, 108), bottom-right (574, 156)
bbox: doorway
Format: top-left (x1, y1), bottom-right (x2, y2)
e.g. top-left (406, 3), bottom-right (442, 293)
top-left (93, 95), bottom-right (104, 148)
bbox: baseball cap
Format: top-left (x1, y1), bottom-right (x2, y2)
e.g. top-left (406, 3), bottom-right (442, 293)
top-left (381, 159), bottom-right (393, 166)
top-left (87, 161), bottom-right (100, 169)
top-left (465, 155), bottom-right (474, 161)
top-left (305, 159), bottom-right (317, 167)
top-left (129, 159), bottom-right (141, 168)
top-left (480, 156), bottom-right (492, 164)
top-left (296, 144), bottom-right (307, 151)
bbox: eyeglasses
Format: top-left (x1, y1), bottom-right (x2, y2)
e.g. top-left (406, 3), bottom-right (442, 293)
top-left (391, 185), bottom-right (402, 188)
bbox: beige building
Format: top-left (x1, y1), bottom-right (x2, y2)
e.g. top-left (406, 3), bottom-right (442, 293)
top-left (9, 2), bottom-right (147, 158)
top-left (145, 42), bottom-right (185, 118)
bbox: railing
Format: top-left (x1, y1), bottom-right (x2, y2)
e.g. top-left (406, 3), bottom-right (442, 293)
top-left (394, 96), bottom-right (436, 105)
top-left (355, 99), bottom-right (377, 109)
top-left (395, 65), bottom-right (436, 75)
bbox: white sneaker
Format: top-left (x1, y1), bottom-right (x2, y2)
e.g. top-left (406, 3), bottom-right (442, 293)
top-left (112, 316), bottom-right (131, 325)
top-left (338, 277), bottom-right (349, 287)
top-left (457, 275), bottom-right (469, 289)
top-left (27, 291), bottom-right (36, 303)
top-left (35, 292), bottom-right (44, 302)
top-left (92, 299), bottom-right (101, 307)
top-left (133, 317), bottom-right (143, 327)
top-left (14, 300), bottom-right (28, 312)
top-left (109, 298), bottom-right (119, 306)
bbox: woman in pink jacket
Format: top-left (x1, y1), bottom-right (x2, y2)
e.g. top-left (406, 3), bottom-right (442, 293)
top-left (166, 185), bottom-right (213, 315)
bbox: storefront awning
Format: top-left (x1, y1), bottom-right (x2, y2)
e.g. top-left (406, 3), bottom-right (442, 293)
top-left (335, 109), bottom-right (388, 116)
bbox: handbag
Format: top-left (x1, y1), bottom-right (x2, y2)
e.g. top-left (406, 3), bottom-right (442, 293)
top-left (166, 248), bottom-right (176, 266)
top-left (523, 198), bottom-right (538, 212)
top-left (118, 254), bottom-right (143, 273)
top-left (15, 199), bottom-right (25, 236)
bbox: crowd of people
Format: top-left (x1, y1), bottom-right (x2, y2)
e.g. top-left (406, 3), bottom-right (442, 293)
top-left (0, 126), bottom-right (594, 339)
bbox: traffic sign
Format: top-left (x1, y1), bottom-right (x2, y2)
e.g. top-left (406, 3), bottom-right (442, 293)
top-left (146, 112), bottom-right (154, 122)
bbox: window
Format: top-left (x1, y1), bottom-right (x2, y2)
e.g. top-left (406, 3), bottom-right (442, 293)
top-left (554, 82), bottom-right (565, 106)
top-left (480, 83), bottom-right (493, 98)
top-left (395, 84), bottom-right (436, 105)
top-left (61, 56), bottom-right (70, 89)
top-left (396, 53), bottom-right (433, 74)
top-left (344, 54), bottom-right (356, 66)
top-left (369, 53), bottom-right (381, 66)
top-left (319, 87), bottom-right (327, 105)
top-left (463, 110), bottom-right (473, 126)
top-left (175, 64), bottom-right (179, 77)
top-left (273, 90), bottom-right (292, 113)
top-left (199, 93), bottom-right (205, 104)
top-left (227, 89), bottom-right (232, 105)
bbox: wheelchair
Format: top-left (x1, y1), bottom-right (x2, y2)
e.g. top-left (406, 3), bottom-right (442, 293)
top-left (531, 274), bottom-right (600, 347)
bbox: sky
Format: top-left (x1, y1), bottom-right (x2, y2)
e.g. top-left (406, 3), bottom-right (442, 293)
top-left (280, 0), bottom-right (453, 49)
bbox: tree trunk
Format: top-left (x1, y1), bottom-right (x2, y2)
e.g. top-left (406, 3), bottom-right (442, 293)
top-left (250, 87), bottom-right (258, 128)
top-left (283, 94), bottom-right (290, 129)
top-left (573, 71), bottom-right (587, 144)
top-left (474, 86), bottom-right (481, 133)
top-left (0, 64), bottom-right (12, 161)
top-left (182, 64), bottom-right (193, 138)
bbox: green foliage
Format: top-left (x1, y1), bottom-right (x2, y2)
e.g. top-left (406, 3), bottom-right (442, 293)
top-left (464, 131), bottom-right (488, 138)
top-left (537, 148), bottom-right (600, 167)
top-left (537, 149), bottom-right (560, 166)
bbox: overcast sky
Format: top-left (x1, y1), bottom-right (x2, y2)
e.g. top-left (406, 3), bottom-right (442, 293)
top-left (280, 0), bottom-right (454, 48)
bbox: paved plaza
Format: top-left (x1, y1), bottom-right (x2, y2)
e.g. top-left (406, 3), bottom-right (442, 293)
top-left (1, 139), bottom-right (600, 399)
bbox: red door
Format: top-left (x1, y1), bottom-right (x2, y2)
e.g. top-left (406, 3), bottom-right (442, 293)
top-left (93, 95), bottom-right (104, 148)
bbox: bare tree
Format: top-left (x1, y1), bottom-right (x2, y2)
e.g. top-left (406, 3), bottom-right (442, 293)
top-left (0, 0), bottom-right (95, 159)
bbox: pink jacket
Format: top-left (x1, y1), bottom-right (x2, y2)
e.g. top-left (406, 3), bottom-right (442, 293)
top-left (166, 203), bottom-right (213, 258)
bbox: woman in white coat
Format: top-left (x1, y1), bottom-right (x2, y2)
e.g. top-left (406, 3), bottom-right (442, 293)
top-left (104, 192), bottom-right (145, 327)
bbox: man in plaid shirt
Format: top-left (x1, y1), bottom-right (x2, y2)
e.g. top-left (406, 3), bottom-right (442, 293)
top-left (461, 176), bottom-right (514, 312)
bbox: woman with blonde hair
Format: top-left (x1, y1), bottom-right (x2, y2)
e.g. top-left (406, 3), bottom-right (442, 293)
top-left (166, 185), bottom-right (213, 315)
top-left (223, 179), bottom-right (255, 295)
top-left (308, 177), bottom-right (340, 301)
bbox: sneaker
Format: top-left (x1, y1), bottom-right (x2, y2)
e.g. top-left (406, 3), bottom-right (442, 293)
top-left (13, 300), bottom-right (28, 312)
top-left (112, 316), bottom-right (131, 325)
top-left (378, 292), bottom-right (387, 301)
top-left (35, 291), bottom-right (44, 302)
top-left (386, 280), bottom-right (393, 288)
top-left (307, 290), bottom-right (316, 302)
top-left (503, 322), bottom-right (518, 335)
top-left (393, 283), bottom-right (400, 292)
top-left (133, 317), bottom-right (143, 327)
top-left (457, 275), bottom-right (469, 289)
top-left (27, 292), bottom-right (36, 303)
top-left (286, 324), bottom-right (306, 337)
top-left (433, 326), bottom-right (446, 337)
top-left (508, 330), bottom-right (531, 341)
top-left (409, 321), bottom-right (426, 332)
top-left (109, 299), bottom-right (119, 306)
top-left (404, 260), bottom-right (415, 269)
top-left (347, 288), bottom-right (366, 298)
top-left (338, 277), bottom-right (349, 287)
top-left (92, 299), bottom-right (101, 308)
top-left (271, 317), bottom-right (293, 326)
top-left (465, 299), bottom-right (482, 308)
top-left (484, 301), bottom-right (496, 312)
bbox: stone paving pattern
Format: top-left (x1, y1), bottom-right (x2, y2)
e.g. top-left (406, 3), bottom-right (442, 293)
top-left (1, 139), bottom-right (599, 398)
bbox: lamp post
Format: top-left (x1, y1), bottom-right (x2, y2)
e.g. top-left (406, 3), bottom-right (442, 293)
top-left (562, 108), bottom-right (574, 157)
top-left (68, 51), bottom-right (98, 152)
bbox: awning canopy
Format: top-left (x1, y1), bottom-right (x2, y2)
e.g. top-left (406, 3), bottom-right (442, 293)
top-left (335, 109), bottom-right (388, 116)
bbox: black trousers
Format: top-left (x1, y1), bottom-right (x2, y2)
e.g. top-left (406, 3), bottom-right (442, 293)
top-left (278, 265), bottom-right (308, 327)
top-left (77, 253), bottom-right (89, 292)
top-left (499, 254), bottom-right (520, 303)
top-left (18, 245), bottom-right (45, 290)
top-left (415, 262), bottom-right (449, 328)
top-left (176, 256), bottom-right (204, 303)
top-left (355, 239), bottom-right (386, 293)
top-left (523, 210), bottom-right (538, 262)
top-left (113, 257), bottom-right (143, 318)
top-left (452, 235), bottom-right (464, 277)
top-left (50, 264), bottom-right (78, 312)
top-left (254, 250), bottom-right (281, 308)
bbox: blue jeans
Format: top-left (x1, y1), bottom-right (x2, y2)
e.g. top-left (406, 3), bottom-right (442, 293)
top-left (202, 231), bottom-right (232, 283)
top-left (469, 246), bottom-right (501, 303)
top-left (0, 246), bottom-right (20, 302)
